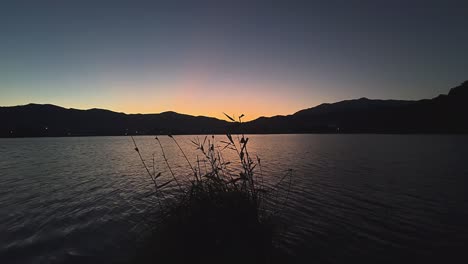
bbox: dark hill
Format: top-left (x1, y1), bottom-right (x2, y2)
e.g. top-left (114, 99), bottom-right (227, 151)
top-left (1, 81), bottom-right (467, 137)
top-left (0, 104), bottom-right (229, 137)
top-left (242, 80), bottom-right (468, 133)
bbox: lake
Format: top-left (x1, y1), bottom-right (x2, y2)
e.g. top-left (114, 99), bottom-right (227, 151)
top-left (1, 135), bottom-right (468, 263)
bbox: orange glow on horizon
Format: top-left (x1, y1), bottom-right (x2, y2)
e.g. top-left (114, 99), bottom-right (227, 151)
top-left (0, 59), bottom-right (326, 121)
top-left (86, 66), bottom-right (322, 121)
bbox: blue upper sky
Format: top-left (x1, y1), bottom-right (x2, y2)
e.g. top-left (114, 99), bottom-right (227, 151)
top-left (1, 0), bottom-right (467, 119)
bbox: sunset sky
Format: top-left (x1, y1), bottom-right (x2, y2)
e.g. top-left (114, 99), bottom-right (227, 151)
top-left (1, 0), bottom-right (467, 120)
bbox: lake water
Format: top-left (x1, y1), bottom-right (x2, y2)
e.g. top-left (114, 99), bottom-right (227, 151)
top-left (1, 135), bottom-right (468, 263)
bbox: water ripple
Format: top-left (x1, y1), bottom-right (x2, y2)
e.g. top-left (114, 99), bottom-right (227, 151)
top-left (1, 135), bottom-right (468, 263)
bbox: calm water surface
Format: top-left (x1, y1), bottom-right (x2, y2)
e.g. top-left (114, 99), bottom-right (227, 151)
top-left (1, 135), bottom-right (468, 263)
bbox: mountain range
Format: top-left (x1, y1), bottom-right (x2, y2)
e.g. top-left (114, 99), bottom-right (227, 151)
top-left (1, 81), bottom-right (467, 137)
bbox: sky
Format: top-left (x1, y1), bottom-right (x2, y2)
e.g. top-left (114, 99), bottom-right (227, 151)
top-left (1, 0), bottom-right (467, 120)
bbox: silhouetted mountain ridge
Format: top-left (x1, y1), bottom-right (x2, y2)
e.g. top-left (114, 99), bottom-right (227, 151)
top-left (243, 81), bottom-right (468, 133)
top-left (293, 98), bottom-right (414, 116)
top-left (1, 81), bottom-right (467, 137)
top-left (0, 104), bottom-right (229, 137)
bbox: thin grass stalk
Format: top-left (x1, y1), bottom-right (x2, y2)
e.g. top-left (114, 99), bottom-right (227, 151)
top-left (155, 136), bottom-right (183, 192)
top-left (131, 136), bottom-right (164, 210)
top-left (169, 135), bottom-right (199, 182)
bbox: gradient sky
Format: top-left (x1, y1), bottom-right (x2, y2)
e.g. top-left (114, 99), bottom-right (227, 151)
top-left (1, 0), bottom-right (467, 120)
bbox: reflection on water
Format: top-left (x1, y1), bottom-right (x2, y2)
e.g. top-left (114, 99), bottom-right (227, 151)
top-left (1, 135), bottom-right (468, 263)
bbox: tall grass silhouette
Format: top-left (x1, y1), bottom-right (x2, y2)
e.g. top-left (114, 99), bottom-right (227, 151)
top-left (131, 114), bottom-right (292, 264)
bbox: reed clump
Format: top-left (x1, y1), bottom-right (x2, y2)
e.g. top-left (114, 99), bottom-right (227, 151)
top-left (131, 115), bottom-right (292, 264)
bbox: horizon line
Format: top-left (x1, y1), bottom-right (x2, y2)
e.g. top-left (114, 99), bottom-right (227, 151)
top-left (0, 82), bottom-right (462, 121)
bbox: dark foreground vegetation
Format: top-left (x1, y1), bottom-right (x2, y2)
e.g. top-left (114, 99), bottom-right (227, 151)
top-left (129, 124), bottom-right (292, 263)
top-left (1, 81), bottom-right (468, 137)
